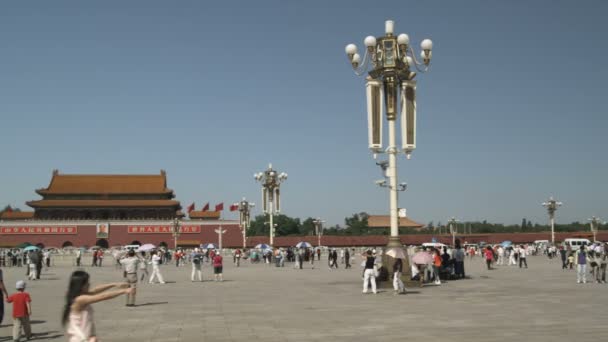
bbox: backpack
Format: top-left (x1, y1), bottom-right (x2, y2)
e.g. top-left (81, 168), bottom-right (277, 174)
top-left (193, 254), bottom-right (201, 264)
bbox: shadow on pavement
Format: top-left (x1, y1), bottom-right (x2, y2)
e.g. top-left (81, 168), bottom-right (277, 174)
top-left (135, 301), bottom-right (169, 307)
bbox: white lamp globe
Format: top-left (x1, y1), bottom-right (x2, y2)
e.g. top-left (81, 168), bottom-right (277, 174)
top-left (345, 44), bottom-right (358, 55)
top-left (397, 34), bottom-right (410, 45)
top-left (406, 56), bottom-right (414, 66)
top-left (364, 36), bottom-right (377, 47)
top-left (421, 39), bottom-right (433, 50)
top-left (352, 53), bottom-right (361, 64)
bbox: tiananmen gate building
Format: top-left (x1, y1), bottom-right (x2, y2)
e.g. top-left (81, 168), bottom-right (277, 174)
top-left (0, 170), bottom-right (240, 249)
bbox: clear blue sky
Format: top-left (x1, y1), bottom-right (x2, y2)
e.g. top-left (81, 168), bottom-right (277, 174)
top-left (1, 1), bottom-right (606, 227)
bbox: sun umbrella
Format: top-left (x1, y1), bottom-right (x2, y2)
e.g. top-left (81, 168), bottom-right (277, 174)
top-left (385, 247), bottom-right (407, 259)
top-left (137, 243), bottom-right (156, 252)
top-left (23, 245), bottom-right (40, 252)
top-left (16, 242), bottom-right (32, 249)
top-left (501, 241), bottom-right (512, 247)
top-left (255, 243), bottom-right (271, 250)
top-left (411, 251), bottom-right (433, 264)
top-left (295, 242), bottom-right (313, 248)
top-left (202, 243), bottom-right (217, 249)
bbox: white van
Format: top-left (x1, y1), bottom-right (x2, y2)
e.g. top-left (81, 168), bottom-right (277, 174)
top-left (562, 238), bottom-right (591, 251)
top-left (422, 242), bottom-right (447, 249)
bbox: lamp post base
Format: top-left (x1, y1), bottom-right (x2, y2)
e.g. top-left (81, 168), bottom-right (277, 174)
top-left (378, 236), bottom-right (417, 289)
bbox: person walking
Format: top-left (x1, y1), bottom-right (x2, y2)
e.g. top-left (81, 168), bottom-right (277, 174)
top-left (575, 245), bottom-right (588, 284)
top-left (598, 244), bottom-right (608, 284)
top-left (496, 246), bottom-right (505, 266)
top-left (484, 246), bottom-right (494, 270)
top-left (340, 248), bottom-right (345, 264)
top-left (433, 248), bottom-right (442, 285)
top-left (316, 248), bottom-right (321, 261)
top-left (559, 247), bottom-right (568, 270)
top-left (91, 250), bottom-right (98, 267)
top-left (453, 240), bottom-right (466, 279)
top-left (234, 249), bottom-right (242, 267)
top-left (75, 249), bottom-right (82, 267)
top-left (213, 250), bottom-right (223, 282)
top-left (518, 245), bottom-right (528, 269)
top-left (149, 251), bottom-right (166, 284)
top-left (0, 265), bottom-right (8, 326)
top-left (139, 252), bottom-right (149, 282)
top-left (345, 248), bottom-right (351, 269)
top-left (362, 250), bottom-right (377, 294)
top-left (7, 280), bottom-right (32, 341)
top-left (119, 250), bottom-right (140, 307)
top-left (28, 251), bottom-right (38, 281)
top-left (97, 249), bottom-right (104, 267)
top-left (62, 271), bottom-right (132, 341)
top-left (392, 258), bottom-right (406, 295)
top-left (191, 248), bottom-right (203, 282)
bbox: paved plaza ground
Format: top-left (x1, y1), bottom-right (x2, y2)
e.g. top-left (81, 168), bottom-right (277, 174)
top-left (0, 254), bottom-right (606, 341)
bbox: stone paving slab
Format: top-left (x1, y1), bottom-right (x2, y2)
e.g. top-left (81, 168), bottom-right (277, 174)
top-left (0, 255), bottom-right (606, 341)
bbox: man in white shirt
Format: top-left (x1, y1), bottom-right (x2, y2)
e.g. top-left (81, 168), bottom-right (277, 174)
top-left (519, 245), bottom-right (528, 268)
top-left (497, 246), bottom-right (505, 266)
top-left (149, 251), bottom-right (166, 284)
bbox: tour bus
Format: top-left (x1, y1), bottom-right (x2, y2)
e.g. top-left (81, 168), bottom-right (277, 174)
top-left (562, 238), bottom-right (591, 251)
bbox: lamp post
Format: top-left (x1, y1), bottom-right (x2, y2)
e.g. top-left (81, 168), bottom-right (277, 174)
top-left (542, 196), bottom-right (562, 244)
top-left (588, 216), bottom-right (604, 243)
top-left (215, 226), bottom-right (226, 252)
top-left (171, 216), bottom-right (181, 250)
top-left (345, 20), bottom-right (433, 248)
top-left (234, 198), bottom-right (254, 249)
top-left (448, 217), bottom-right (459, 247)
top-left (313, 218), bottom-right (326, 247)
top-left (254, 164), bottom-right (287, 246)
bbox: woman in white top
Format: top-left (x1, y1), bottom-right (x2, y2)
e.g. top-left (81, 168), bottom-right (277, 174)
top-left (62, 270), bottom-right (132, 342)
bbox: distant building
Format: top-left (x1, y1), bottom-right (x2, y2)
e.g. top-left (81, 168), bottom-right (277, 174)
top-left (367, 215), bottom-right (425, 230)
top-left (0, 170), bottom-right (238, 249)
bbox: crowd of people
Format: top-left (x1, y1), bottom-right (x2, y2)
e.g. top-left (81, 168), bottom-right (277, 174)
top-left (1, 240), bottom-right (607, 341)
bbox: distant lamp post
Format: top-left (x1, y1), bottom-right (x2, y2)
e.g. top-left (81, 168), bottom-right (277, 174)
top-left (542, 196), bottom-right (562, 244)
top-left (345, 20), bottom-right (434, 248)
top-left (448, 217), bottom-right (459, 247)
top-left (254, 164), bottom-right (288, 246)
top-left (171, 217), bottom-right (182, 250)
top-left (588, 216), bottom-right (604, 243)
top-left (215, 226), bottom-right (226, 252)
top-left (313, 218), bottom-right (326, 247)
top-left (234, 198), bottom-right (254, 249)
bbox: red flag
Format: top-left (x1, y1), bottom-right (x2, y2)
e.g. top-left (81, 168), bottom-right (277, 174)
top-left (187, 203), bottom-right (195, 213)
top-left (202, 203), bottom-right (210, 212)
top-left (215, 203), bottom-right (224, 211)
top-left (229, 204), bottom-right (238, 212)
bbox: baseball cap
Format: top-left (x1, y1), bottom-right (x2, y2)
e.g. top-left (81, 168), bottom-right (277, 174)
top-left (16, 280), bottom-right (26, 290)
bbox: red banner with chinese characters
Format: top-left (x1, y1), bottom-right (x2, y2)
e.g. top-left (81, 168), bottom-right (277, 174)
top-left (0, 226), bottom-right (78, 234)
top-left (127, 225), bottom-right (201, 234)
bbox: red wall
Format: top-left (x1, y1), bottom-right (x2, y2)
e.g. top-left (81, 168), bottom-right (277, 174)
top-left (0, 223), bottom-right (241, 248)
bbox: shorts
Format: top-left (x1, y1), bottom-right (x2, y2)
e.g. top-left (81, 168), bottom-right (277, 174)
top-left (214, 266), bottom-right (223, 274)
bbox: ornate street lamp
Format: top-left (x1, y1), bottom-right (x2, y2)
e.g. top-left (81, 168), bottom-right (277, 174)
top-left (234, 198), bottom-right (255, 248)
top-left (313, 218), bottom-right (326, 247)
top-left (448, 217), bottom-right (459, 247)
top-left (345, 20), bottom-right (434, 248)
top-left (542, 196), bottom-right (562, 244)
top-left (171, 216), bottom-right (181, 250)
top-left (588, 216), bottom-right (604, 243)
top-left (254, 164), bottom-right (287, 246)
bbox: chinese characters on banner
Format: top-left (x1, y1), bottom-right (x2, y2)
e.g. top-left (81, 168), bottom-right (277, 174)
top-left (127, 225), bottom-right (201, 234)
top-left (0, 226), bottom-right (78, 234)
